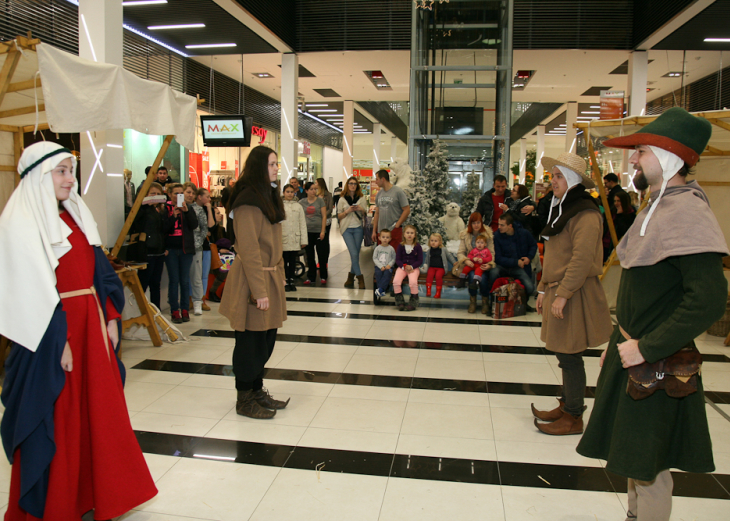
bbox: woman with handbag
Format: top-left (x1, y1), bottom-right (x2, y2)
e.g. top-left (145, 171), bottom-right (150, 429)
top-left (219, 146), bottom-right (290, 419)
top-left (456, 212), bottom-right (495, 314)
top-left (337, 176), bottom-right (368, 289)
top-left (532, 152), bottom-right (612, 435)
top-left (0, 142), bottom-right (157, 520)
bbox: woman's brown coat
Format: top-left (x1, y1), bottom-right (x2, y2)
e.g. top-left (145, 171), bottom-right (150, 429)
top-left (538, 209), bottom-right (612, 353)
top-left (219, 205), bottom-right (287, 331)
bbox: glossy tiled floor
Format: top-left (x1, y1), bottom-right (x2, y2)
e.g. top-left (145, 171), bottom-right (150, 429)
top-left (3, 227), bottom-right (730, 520)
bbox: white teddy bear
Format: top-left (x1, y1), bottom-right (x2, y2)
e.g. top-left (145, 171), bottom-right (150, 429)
top-left (439, 202), bottom-right (466, 241)
top-left (389, 157), bottom-right (413, 191)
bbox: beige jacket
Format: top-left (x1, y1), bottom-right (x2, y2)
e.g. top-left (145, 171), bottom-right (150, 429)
top-left (219, 205), bottom-right (287, 331)
top-left (538, 209), bottom-right (612, 353)
top-left (456, 228), bottom-right (496, 270)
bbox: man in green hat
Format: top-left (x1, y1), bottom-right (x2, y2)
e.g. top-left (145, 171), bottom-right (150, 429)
top-left (577, 107), bottom-right (729, 520)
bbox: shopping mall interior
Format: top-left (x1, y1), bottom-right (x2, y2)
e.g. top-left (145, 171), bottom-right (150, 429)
top-left (1, 0), bottom-right (730, 520)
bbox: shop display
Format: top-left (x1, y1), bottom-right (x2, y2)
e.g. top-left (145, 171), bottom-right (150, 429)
top-left (209, 171), bottom-right (235, 197)
top-left (439, 202), bottom-right (465, 241)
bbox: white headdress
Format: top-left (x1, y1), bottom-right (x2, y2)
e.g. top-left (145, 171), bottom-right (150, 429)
top-left (0, 142), bottom-right (101, 351)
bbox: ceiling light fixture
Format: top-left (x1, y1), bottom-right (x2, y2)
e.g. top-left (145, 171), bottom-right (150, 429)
top-left (253, 73), bottom-right (273, 78)
top-left (308, 109), bottom-right (337, 112)
top-left (590, 105), bottom-right (600, 109)
top-left (705, 38), bottom-right (730, 42)
top-left (123, 24), bottom-right (189, 56)
top-left (298, 109), bottom-right (343, 134)
top-left (123, 0), bottom-right (167, 5)
top-left (148, 24), bottom-right (205, 30)
top-left (305, 104), bottom-right (329, 107)
top-left (185, 43), bottom-right (236, 49)
top-left (581, 111), bottom-right (600, 114)
top-left (662, 72), bottom-right (682, 78)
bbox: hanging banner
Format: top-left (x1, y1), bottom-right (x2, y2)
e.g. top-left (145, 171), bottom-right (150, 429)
top-left (188, 152), bottom-right (202, 187)
top-left (600, 90), bottom-right (624, 120)
top-left (235, 159), bottom-right (239, 179)
top-left (202, 149), bottom-right (210, 190)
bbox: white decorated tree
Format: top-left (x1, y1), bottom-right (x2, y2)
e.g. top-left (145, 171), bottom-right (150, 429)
top-left (460, 172), bottom-right (481, 223)
top-left (406, 140), bottom-right (450, 243)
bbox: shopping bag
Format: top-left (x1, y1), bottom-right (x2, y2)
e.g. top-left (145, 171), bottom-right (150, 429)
top-left (491, 277), bottom-right (527, 319)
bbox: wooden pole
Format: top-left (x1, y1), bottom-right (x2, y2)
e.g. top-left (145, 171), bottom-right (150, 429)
top-left (13, 128), bottom-right (22, 187)
top-left (0, 50), bottom-right (21, 107)
top-left (111, 135), bottom-right (174, 257)
top-left (587, 138), bottom-right (619, 248)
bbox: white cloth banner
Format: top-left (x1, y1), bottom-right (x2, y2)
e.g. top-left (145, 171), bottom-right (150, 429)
top-left (37, 43), bottom-right (197, 151)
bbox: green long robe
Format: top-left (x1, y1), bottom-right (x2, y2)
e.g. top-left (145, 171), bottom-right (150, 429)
top-left (576, 252), bottom-right (728, 481)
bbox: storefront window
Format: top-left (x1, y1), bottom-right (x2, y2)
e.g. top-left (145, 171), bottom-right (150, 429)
top-left (123, 130), bottom-right (187, 188)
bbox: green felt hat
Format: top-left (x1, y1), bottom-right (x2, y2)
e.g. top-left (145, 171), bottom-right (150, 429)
top-left (603, 107), bottom-right (712, 166)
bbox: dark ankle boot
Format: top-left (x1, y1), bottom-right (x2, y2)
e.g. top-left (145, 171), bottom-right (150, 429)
top-left (481, 297), bottom-right (490, 315)
top-left (395, 293), bottom-right (406, 311)
top-left (344, 272), bottom-right (355, 288)
top-left (406, 295), bottom-right (419, 311)
top-left (456, 277), bottom-right (467, 289)
top-left (535, 410), bottom-right (583, 436)
top-left (531, 399), bottom-right (565, 422)
top-left (356, 275), bottom-right (365, 289)
top-left (236, 390), bottom-right (276, 419)
top-left (254, 387), bottom-right (290, 409)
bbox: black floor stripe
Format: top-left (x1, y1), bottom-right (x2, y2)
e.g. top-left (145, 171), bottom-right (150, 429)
top-left (133, 430), bottom-right (730, 499)
top-left (191, 329), bottom-right (730, 364)
top-left (286, 309), bottom-right (543, 327)
top-left (130, 359), bottom-right (730, 402)
top-left (287, 296), bottom-right (473, 309)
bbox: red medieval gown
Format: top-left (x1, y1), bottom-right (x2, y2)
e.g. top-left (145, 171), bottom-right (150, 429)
top-left (5, 212), bottom-right (157, 520)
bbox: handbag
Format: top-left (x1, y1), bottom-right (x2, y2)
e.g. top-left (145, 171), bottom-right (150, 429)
top-left (451, 258), bottom-right (468, 277)
top-left (620, 326), bottom-right (702, 400)
top-left (209, 243), bottom-right (223, 271)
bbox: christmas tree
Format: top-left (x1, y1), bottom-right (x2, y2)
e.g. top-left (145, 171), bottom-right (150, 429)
top-left (406, 140), bottom-right (450, 243)
top-left (460, 172), bottom-right (481, 222)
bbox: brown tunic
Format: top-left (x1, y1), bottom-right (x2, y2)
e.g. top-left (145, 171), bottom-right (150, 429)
top-left (538, 209), bottom-right (612, 353)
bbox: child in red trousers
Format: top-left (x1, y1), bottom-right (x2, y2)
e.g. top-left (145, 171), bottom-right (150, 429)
top-left (460, 234), bottom-right (493, 282)
top-left (424, 233), bottom-right (456, 299)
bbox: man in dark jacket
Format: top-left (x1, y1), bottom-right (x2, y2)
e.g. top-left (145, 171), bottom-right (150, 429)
top-left (536, 187), bottom-right (554, 233)
top-left (488, 213), bottom-right (537, 298)
top-left (475, 175), bottom-right (512, 232)
top-left (603, 173), bottom-right (626, 216)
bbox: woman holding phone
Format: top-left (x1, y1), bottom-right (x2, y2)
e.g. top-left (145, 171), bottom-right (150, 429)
top-left (300, 181), bottom-right (328, 285)
top-left (220, 146), bottom-right (290, 419)
top-left (337, 176), bottom-right (368, 288)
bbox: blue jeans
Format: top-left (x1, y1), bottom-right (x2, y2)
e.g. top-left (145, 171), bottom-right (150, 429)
top-left (342, 226), bottom-right (364, 276)
top-left (487, 265), bottom-right (535, 297)
top-left (166, 249), bottom-right (194, 311)
top-left (202, 250), bottom-right (211, 295)
top-left (467, 269), bottom-right (492, 297)
top-left (374, 268), bottom-right (392, 293)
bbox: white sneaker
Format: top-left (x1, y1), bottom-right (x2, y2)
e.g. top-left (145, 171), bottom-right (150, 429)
top-left (193, 300), bottom-right (203, 315)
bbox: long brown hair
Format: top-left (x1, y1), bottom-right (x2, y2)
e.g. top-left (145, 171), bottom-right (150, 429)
top-left (226, 146), bottom-right (285, 223)
top-left (316, 177), bottom-right (330, 196)
top-left (466, 212), bottom-right (483, 234)
top-left (344, 176), bottom-right (363, 199)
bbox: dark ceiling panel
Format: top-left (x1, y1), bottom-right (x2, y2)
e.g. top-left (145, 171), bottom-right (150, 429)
top-left (234, 0), bottom-right (295, 50)
top-left (633, 0), bottom-right (695, 48)
top-left (652, 1), bottom-right (730, 50)
top-left (510, 103), bottom-right (562, 145)
top-left (314, 88), bottom-right (342, 98)
top-left (581, 86), bottom-right (613, 96)
top-left (0, 0), bottom-right (77, 54)
top-left (356, 101), bottom-right (408, 144)
top-left (277, 64), bottom-right (316, 77)
top-left (122, 0), bottom-right (277, 56)
top-left (513, 0), bottom-right (633, 50)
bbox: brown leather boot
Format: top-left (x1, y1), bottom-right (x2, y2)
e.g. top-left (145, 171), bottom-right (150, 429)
top-left (531, 399), bottom-right (565, 422)
top-left (356, 275), bottom-right (365, 289)
top-left (254, 387), bottom-right (290, 409)
top-left (201, 300), bottom-right (211, 311)
top-left (189, 296), bottom-right (194, 310)
top-left (468, 295), bottom-right (477, 313)
top-left (535, 410), bottom-right (583, 435)
top-left (344, 272), bottom-right (355, 288)
top-left (236, 390), bottom-right (276, 419)
top-left (481, 297), bottom-right (491, 315)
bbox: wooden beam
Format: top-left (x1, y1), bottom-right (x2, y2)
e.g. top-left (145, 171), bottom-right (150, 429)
top-left (0, 51), bottom-right (21, 108)
top-left (704, 146), bottom-right (730, 156)
top-left (0, 164), bottom-right (15, 171)
top-left (699, 181), bottom-right (730, 187)
top-left (0, 37), bottom-right (40, 54)
top-left (111, 135), bottom-right (175, 257)
top-left (13, 128), bottom-right (22, 187)
top-left (0, 104), bottom-right (44, 119)
top-left (22, 122), bottom-right (49, 133)
top-left (0, 123), bottom-right (19, 132)
top-left (7, 77), bottom-right (41, 93)
top-left (587, 138), bottom-right (619, 248)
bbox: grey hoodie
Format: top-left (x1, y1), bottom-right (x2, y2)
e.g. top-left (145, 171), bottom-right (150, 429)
top-left (617, 181), bottom-right (729, 269)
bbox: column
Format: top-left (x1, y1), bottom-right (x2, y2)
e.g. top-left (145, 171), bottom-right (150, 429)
top-left (565, 102), bottom-right (578, 153)
top-left (343, 100), bottom-right (354, 178)
top-left (536, 125), bottom-right (545, 180)
top-left (519, 138), bottom-right (526, 183)
top-left (372, 123), bottom-right (381, 175)
top-left (78, 0), bottom-right (123, 246)
top-left (390, 135), bottom-right (397, 163)
top-left (280, 53), bottom-right (299, 184)
top-left (625, 51), bottom-right (648, 185)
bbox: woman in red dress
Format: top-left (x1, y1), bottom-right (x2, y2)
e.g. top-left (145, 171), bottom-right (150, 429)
top-left (0, 142), bottom-right (157, 520)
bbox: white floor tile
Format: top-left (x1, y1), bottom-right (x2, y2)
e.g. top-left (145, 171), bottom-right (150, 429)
top-left (298, 427), bottom-right (399, 454)
top-left (205, 419), bottom-right (306, 446)
top-left (400, 401), bottom-right (494, 440)
top-left (124, 382), bottom-right (176, 412)
top-left (484, 361), bottom-right (560, 385)
top-left (395, 434), bottom-right (498, 461)
top-left (414, 357), bottom-right (486, 381)
top-left (132, 412), bottom-right (219, 437)
top-left (142, 386), bottom-right (235, 419)
top-left (276, 349), bottom-right (355, 373)
top-left (310, 396), bottom-right (407, 433)
top-left (344, 353), bottom-right (418, 377)
top-left (501, 486), bottom-right (625, 521)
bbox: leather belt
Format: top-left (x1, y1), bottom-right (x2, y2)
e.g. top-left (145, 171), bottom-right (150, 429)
top-left (59, 286), bottom-right (111, 361)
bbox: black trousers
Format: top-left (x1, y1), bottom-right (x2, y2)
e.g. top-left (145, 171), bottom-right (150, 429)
top-left (233, 329), bottom-right (277, 391)
top-left (305, 232), bottom-right (328, 281)
top-left (283, 250), bottom-right (298, 281)
top-left (555, 351), bottom-right (586, 416)
top-left (138, 254), bottom-right (166, 309)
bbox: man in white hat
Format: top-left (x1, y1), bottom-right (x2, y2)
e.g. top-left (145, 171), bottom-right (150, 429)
top-left (577, 108), bottom-right (729, 520)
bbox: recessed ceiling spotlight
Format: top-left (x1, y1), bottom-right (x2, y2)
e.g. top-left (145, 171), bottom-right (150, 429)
top-left (123, 0), bottom-right (167, 5)
top-left (253, 72), bottom-right (274, 78)
top-left (662, 71), bottom-right (683, 78)
top-left (148, 24), bottom-right (204, 30)
top-left (185, 43), bottom-right (236, 49)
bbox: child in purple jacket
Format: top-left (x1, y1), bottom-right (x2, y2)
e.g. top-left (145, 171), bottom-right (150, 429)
top-left (393, 224), bottom-right (423, 311)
